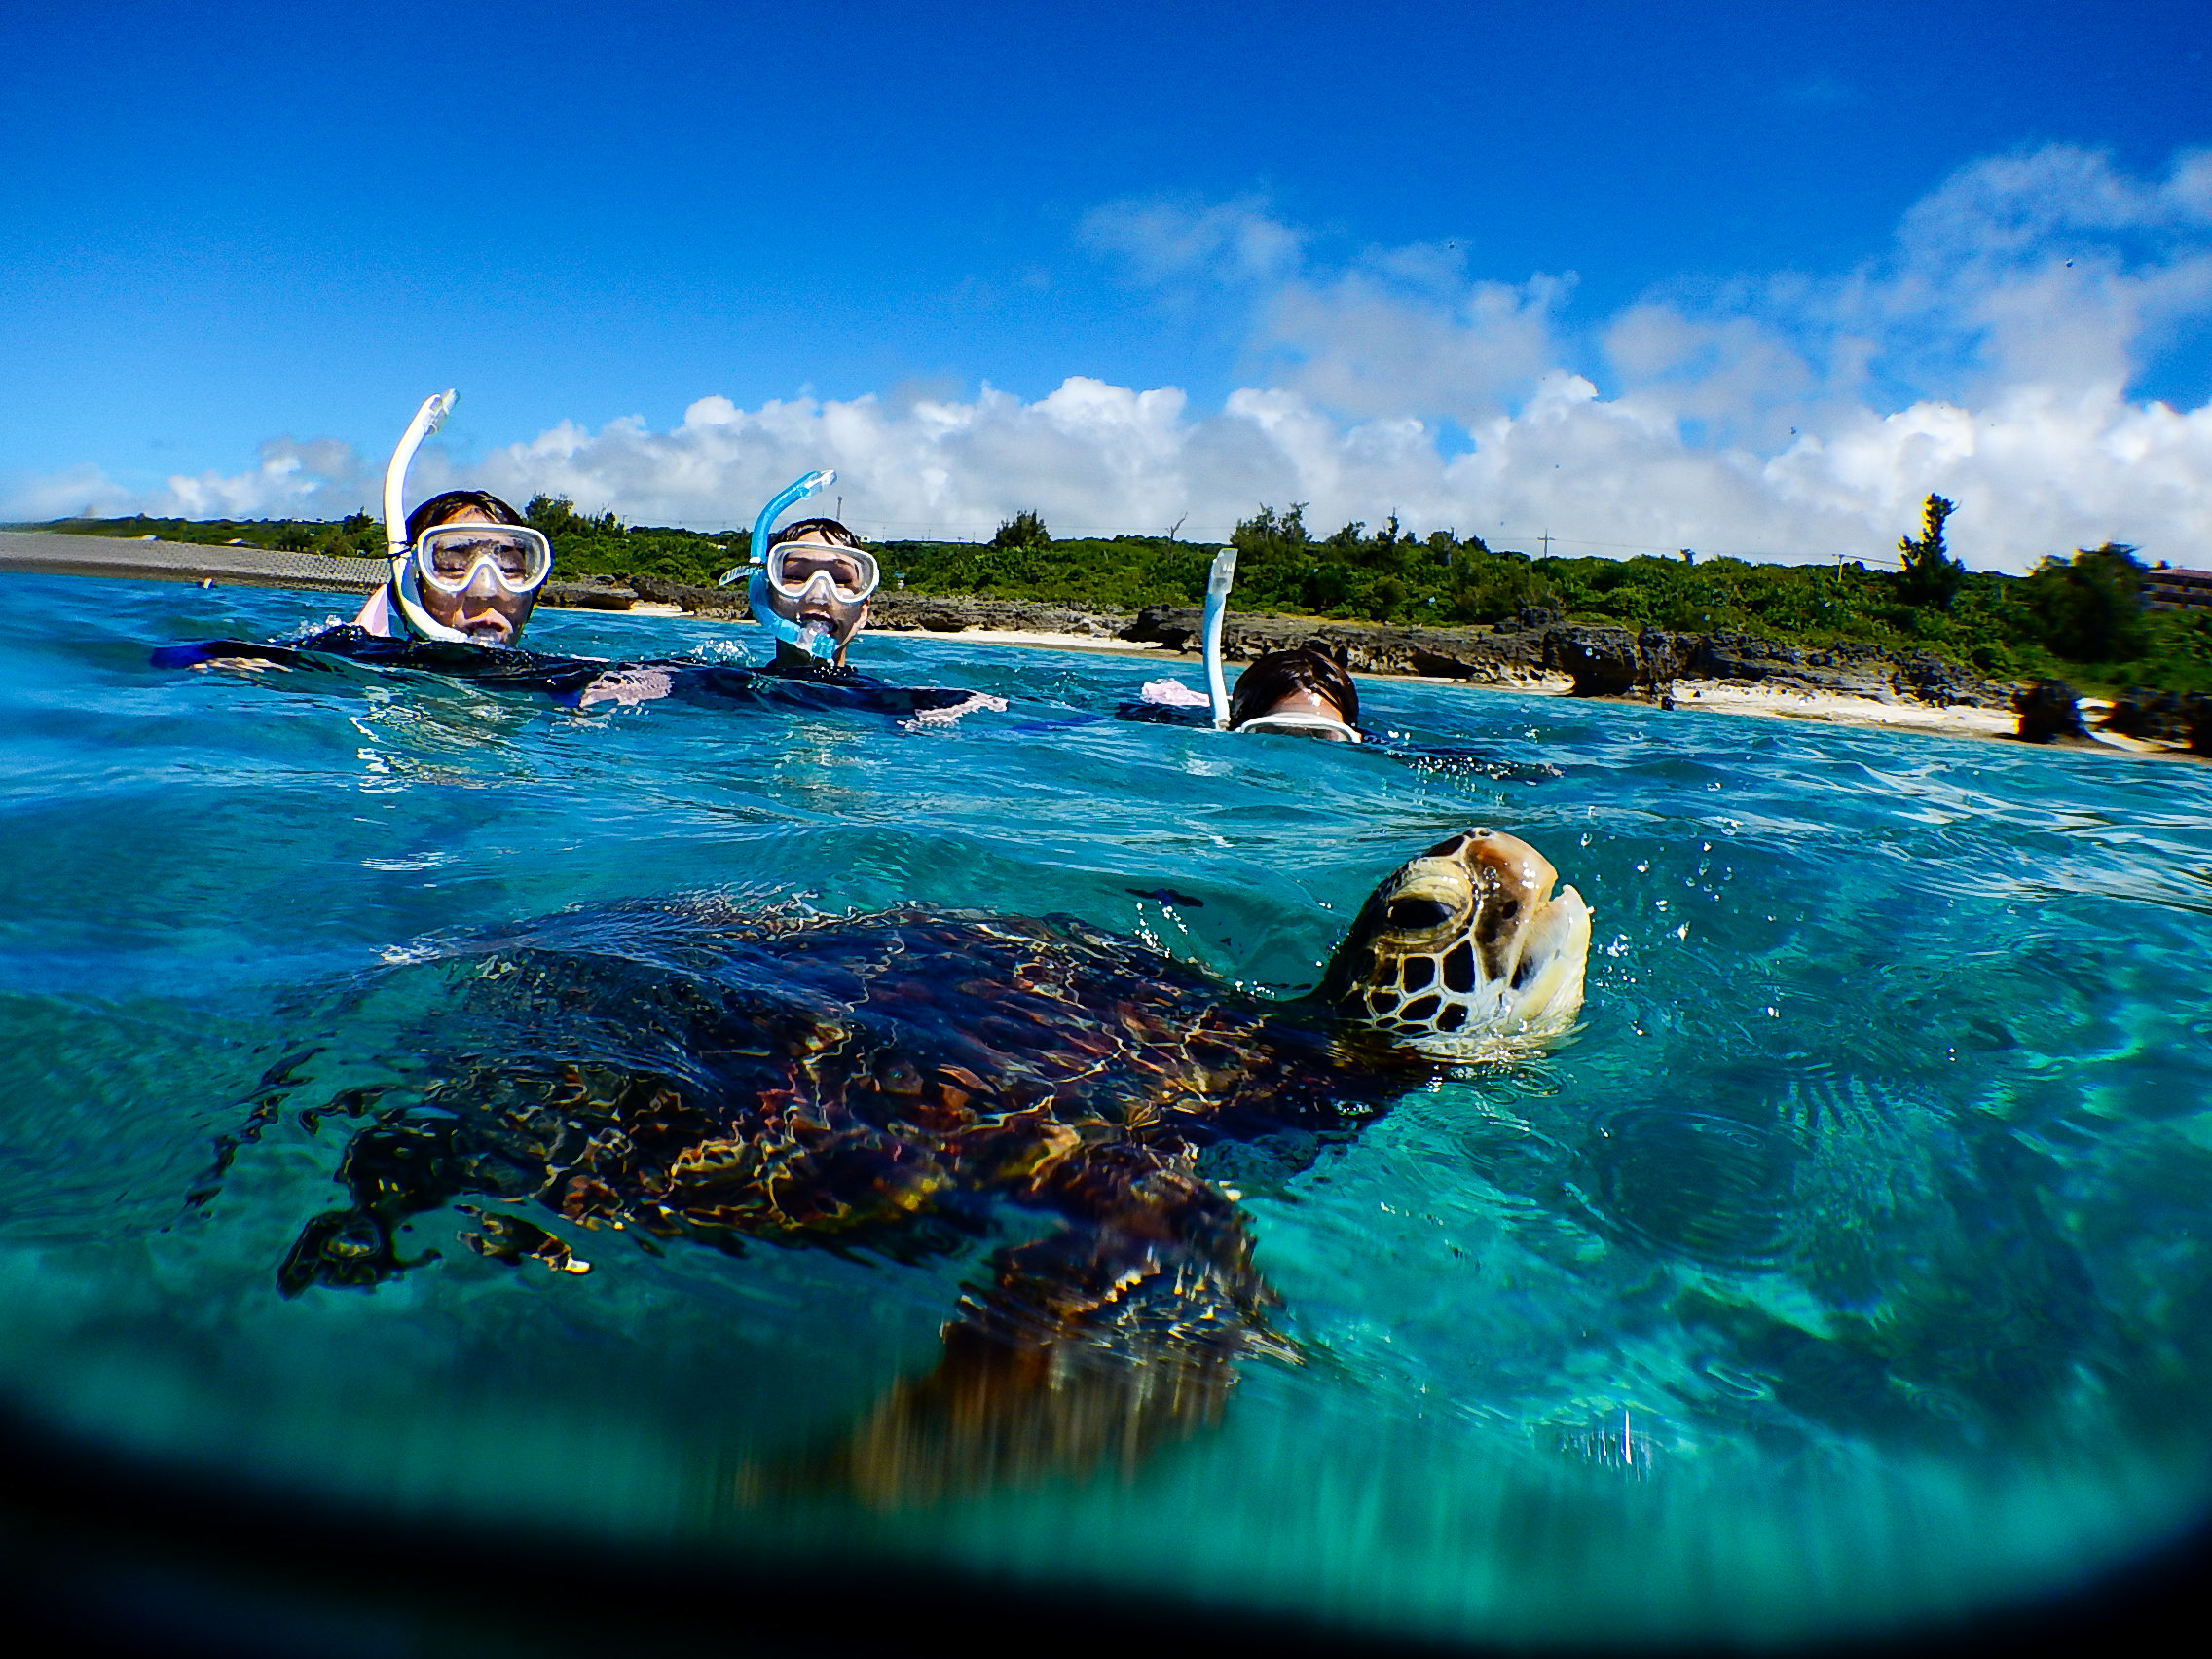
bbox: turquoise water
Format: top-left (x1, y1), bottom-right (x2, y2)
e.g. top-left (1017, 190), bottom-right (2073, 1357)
top-left (5, 571), bottom-right (2212, 1646)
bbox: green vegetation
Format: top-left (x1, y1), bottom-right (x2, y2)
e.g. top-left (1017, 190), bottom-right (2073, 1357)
top-left (990, 510), bottom-right (1053, 551)
top-left (22, 495), bottom-right (2212, 692)
top-left (874, 531), bottom-right (1216, 609)
top-left (520, 496), bottom-right (740, 586)
top-left (1896, 494), bottom-right (1966, 610)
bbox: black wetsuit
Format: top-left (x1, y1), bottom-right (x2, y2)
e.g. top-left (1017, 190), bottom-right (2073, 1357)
top-left (151, 626), bottom-right (989, 721)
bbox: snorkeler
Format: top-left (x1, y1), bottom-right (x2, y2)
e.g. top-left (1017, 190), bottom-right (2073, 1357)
top-left (1124, 644), bottom-right (1365, 739)
top-left (350, 492), bottom-right (549, 646)
top-left (348, 391), bottom-right (552, 647)
top-left (155, 426), bottom-right (998, 729)
top-left (1227, 645), bottom-right (1363, 741)
top-left (1119, 551), bottom-right (1363, 741)
top-left (1107, 549), bottom-right (1553, 781)
top-left (724, 471), bottom-right (883, 681)
top-left (663, 471), bottom-right (1001, 721)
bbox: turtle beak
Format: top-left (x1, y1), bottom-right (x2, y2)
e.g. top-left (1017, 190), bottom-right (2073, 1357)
top-left (1478, 834), bottom-right (1590, 1030)
top-left (1326, 827), bottom-right (1592, 1056)
top-left (1455, 830), bottom-right (1590, 1019)
top-left (1456, 830), bottom-right (1562, 980)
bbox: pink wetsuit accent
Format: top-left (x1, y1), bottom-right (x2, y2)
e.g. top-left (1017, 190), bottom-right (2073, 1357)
top-left (351, 586), bottom-right (397, 637)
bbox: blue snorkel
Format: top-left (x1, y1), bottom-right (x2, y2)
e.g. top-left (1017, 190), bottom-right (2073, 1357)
top-left (734, 469), bottom-right (838, 660)
top-left (1202, 547), bottom-right (1237, 728)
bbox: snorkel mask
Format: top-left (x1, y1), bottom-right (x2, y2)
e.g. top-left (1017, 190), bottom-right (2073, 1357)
top-left (1235, 710), bottom-right (1364, 743)
top-left (760, 537), bottom-right (881, 608)
top-left (380, 390), bottom-right (552, 645)
top-left (729, 470), bottom-right (879, 661)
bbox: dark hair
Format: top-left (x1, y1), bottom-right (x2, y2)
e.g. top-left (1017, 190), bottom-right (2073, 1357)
top-left (1229, 643), bottom-right (1359, 729)
top-left (406, 490), bottom-right (527, 543)
top-left (767, 517), bottom-right (864, 551)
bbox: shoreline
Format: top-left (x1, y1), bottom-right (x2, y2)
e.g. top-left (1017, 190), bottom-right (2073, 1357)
top-left (3, 530), bottom-right (2200, 758)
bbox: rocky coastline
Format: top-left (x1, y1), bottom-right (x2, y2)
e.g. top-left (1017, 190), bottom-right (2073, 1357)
top-left (512, 575), bottom-right (2212, 754)
top-left (596, 575), bottom-right (2019, 711)
top-left (5, 530), bottom-right (2194, 753)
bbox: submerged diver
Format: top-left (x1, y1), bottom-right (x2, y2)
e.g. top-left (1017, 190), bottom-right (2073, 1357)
top-left (1227, 644), bottom-right (1363, 740)
top-left (1118, 552), bottom-right (1366, 738)
top-left (1121, 645), bottom-right (1364, 740)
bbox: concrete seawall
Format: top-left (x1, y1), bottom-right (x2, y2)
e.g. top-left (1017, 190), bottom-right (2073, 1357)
top-left (0, 532), bottom-right (641, 611)
top-left (0, 530), bottom-right (387, 593)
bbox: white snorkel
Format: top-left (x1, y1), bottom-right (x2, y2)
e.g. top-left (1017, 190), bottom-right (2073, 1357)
top-left (1203, 546), bottom-right (1236, 729)
top-left (382, 390), bottom-right (471, 644)
top-left (1198, 544), bottom-right (1362, 742)
top-left (734, 469), bottom-right (839, 660)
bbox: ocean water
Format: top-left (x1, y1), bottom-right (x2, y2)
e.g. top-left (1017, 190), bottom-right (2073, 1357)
top-left (4, 571), bottom-right (2212, 1647)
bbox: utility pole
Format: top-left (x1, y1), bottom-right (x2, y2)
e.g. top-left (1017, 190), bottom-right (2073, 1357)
top-left (1538, 530), bottom-right (1554, 557)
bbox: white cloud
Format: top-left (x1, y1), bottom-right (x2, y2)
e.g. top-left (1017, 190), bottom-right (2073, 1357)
top-left (13, 146), bottom-right (2212, 574)
top-left (1265, 266), bottom-right (1573, 423)
top-left (0, 462), bottom-right (139, 522)
top-left (163, 436), bottom-right (373, 520)
top-left (1078, 197), bottom-right (1304, 287)
top-left (3, 437), bottom-right (377, 525)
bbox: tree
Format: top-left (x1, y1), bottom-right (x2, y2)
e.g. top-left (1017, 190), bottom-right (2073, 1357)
top-left (1896, 494), bottom-right (1965, 609)
top-left (1231, 503), bottom-right (1309, 559)
top-left (2017, 542), bottom-right (2149, 663)
top-left (527, 494), bottom-right (595, 537)
top-left (990, 510), bottom-right (1051, 551)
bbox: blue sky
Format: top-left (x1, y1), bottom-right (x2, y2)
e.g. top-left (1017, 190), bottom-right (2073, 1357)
top-left (2, 0), bottom-right (2208, 568)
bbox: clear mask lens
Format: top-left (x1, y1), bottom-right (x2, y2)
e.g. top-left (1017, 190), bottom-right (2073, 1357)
top-left (414, 525), bottom-right (553, 596)
top-left (1235, 712), bottom-right (1363, 743)
top-left (766, 540), bottom-right (879, 604)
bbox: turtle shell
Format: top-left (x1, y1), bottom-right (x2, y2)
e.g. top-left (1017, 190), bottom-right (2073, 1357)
top-left (278, 897), bottom-right (1395, 1292)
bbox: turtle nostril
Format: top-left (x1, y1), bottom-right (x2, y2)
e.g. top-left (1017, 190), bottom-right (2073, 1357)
top-left (1385, 897), bottom-right (1454, 931)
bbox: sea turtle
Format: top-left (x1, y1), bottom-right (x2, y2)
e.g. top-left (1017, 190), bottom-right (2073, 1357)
top-left (272, 828), bottom-right (1590, 1498)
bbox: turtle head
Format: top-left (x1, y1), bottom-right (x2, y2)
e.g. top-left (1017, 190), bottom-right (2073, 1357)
top-left (1320, 829), bottom-right (1591, 1060)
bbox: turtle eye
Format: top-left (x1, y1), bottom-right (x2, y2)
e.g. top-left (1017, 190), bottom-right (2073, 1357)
top-left (1385, 897), bottom-right (1454, 931)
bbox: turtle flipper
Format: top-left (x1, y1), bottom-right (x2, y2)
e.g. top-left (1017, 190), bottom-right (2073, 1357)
top-left (273, 1067), bottom-right (596, 1296)
top-left (769, 1145), bottom-right (1292, 1505)
top-left (276, 1112), bottom-right (491, 1295)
